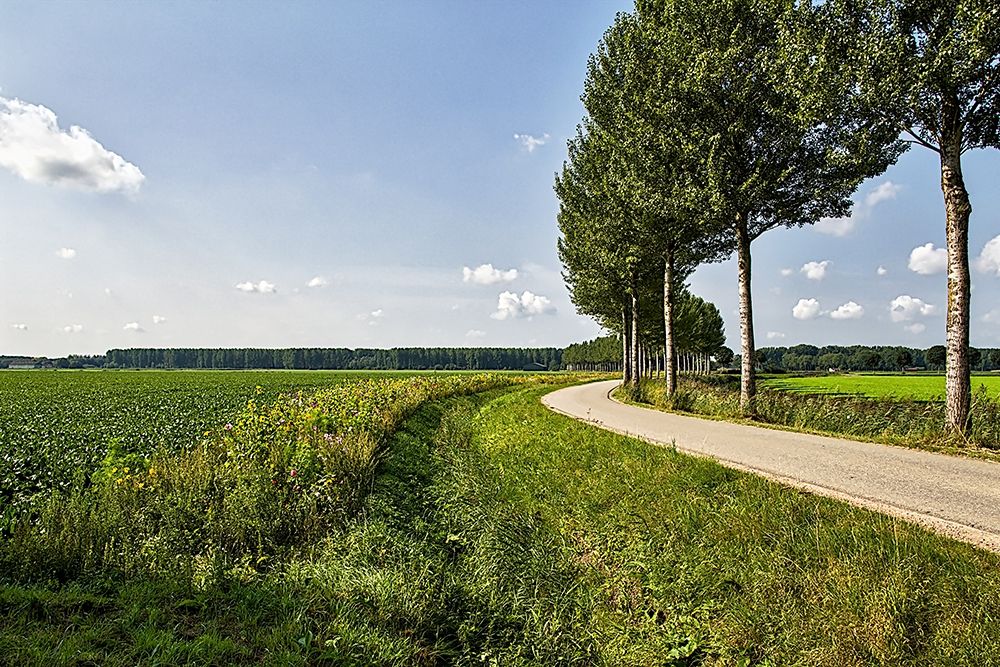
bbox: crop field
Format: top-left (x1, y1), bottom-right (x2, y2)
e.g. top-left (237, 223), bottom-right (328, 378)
top-left (762, 373), bottom-right (1000, 401)
top-left (0, 369), bottom-right (449, 514)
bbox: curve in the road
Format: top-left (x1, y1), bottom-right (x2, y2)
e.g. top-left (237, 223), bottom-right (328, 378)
top-left (543, 380), bottom-right (1000, 552)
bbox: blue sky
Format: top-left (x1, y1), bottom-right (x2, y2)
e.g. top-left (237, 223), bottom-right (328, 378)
top-left (1, 1), bottom-right (998, 357)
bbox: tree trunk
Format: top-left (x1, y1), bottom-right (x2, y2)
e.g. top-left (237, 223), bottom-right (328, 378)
top-left (663, 248), bottom-right (678, 396)
top-left (622, 304), bottom-right (632, 385)
top-left (630, 284), bottom-right (641, 390)
top-left (940, 102), bottom-right (972, 434)
top-left (736, 211), bottom-right (756, 416)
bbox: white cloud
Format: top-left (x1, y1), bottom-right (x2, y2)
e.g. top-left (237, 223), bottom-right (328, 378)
top-left (491, 290), bottom-right (555, 320)
top-left (766, 331), bottom-right (786, 340)
top-left (975, 234), bottom-right (1000, 276)
top-left (800, 260), bottom-right (830, 281)
top-left (904, 323), bottom-right (926, 334)
top-left (307, 276), bottom-right (329, 288)
top-left (56, 247), bottom-right (76, 259)
top-left (792, 298), bottom-right (821, 320)
top-left (152, 315), bottom-right (167, 325)
top-left (877, 265), bottom-right (888, 276)
top-left (463, 263), bottom-right (518, 285)
top-left (10, 323), bottom-right (27, 331)
top-left (865, 180), bottom-right (902, 207)
top-left (63, 324), bottom-right (83, 333)
top-left (465, 329), bottom-right (486, 339)
top-left (513, 133), bottom-right (550, 153)
top-left (816, 180), bottom-right (901, 236)
top-left (889, 295), bottom-right (937, 322)
top-left (908, 243), bottom-right (947, 275)
top-left (0, 95), bottom-right (144, 193)
top-left (830, 301), bottom-right (864, 320)
top-left (235, 280), bottom-right (276, 294)
top-left (123, 321), bottom-right (144, 332)
top-left (104, 287), bottom-right (113, 296)
top-left (780, 268), bottom-right (793, 277)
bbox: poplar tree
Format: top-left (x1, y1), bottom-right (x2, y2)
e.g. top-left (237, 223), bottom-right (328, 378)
top-left (830, 0), bottom-right (1000, 433)
top-left (638, 0), bottom-right (902, 415)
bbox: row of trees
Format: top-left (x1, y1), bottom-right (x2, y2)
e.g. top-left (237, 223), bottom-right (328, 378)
top-left (556, 0), bottom-right (998, 433)
top-left (103, 347), bottom-right (562, 371)
top-left (754, 345), bottom-right (1000, 372)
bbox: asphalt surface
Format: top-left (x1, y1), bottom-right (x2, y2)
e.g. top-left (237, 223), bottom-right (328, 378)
top-left (543, 380), bottom-right (1000, 552)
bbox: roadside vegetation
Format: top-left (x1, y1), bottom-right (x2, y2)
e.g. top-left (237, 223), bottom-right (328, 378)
top-left (632, 375), bottom-right (1000, 458)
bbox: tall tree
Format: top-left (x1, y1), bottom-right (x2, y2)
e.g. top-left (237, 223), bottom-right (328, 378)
top-left (638, 0), bottom-right (902, 415)
top-left (832, 0), bottom-right (999, 433)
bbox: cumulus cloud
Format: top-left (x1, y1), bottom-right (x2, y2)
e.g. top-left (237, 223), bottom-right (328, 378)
top-left (908, 243), bottom-right (947, 275)
top-left (307, 276), bottom-right (329, 288)
top-left (466, 329), bottom-right (486, 339)
top-left (830, 301), bottom-right (864, 320)
top-left (816, 180), bottom-right (901, 236)
top-left (123, 321), bottom-right (144, 332)
top-left (877, 265), bottom-right (888, 276)
top-left (11, 323), bottom-right (28, 331)
top-left (792, 298), bottom-right (821, 320)
top-left (491, 290), bottom-right (555, 320)
top-left (865, 181), bottom-right (902, 207)
top-left (56, 247), bottom-right (76, 259)
top-left (463, 263), bottom-right (518, 285)
top-left (766, 331), bottom-right (786, 340)
top-left (152, 315), bottom-right (167, 325)
top-left (904, 323), bottom-right (926, 334)
top-left (63, 324), bottom-right (83, 333)
top-left (235, 280), bottom-right (276, 294)
top-left (0, 95), bottom-right (144, 193)
top-left (513, 133), bottom-right (550, 153)
top-left (975, 234), bottom-right (1000, 276)
top-left (780, 268), bottom-right (793, 277)
top-left (800, 260), bottom-right (830, 281)
top-left (889, 295), bottom-right (937, 322)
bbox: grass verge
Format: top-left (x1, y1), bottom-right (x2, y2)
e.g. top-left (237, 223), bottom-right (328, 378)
top-left (629, 376), bottom-right (1000, 459)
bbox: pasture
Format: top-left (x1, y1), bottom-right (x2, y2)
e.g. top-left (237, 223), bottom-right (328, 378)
top-left (763, 373), bottom-right (1000, 401)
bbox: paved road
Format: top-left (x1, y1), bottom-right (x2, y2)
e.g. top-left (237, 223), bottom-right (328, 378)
top-left (543, 380), bottom-right (1000, 552)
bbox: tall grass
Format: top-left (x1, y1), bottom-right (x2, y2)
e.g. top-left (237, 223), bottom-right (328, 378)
top-left (637, 376), bottom-right (1000, 453)
top-left (0, 374), bottom-right (535, 584)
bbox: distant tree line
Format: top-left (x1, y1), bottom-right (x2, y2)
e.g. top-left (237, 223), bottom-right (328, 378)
top-left (102, 347), bottom-right (562, 371)
top-left (750, 345), bottom-right (1000, 373)
top-left (561, 341), bottom-right (1000, 374)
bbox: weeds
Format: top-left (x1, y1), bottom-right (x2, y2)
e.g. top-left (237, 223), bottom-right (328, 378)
top-left (637, 377), bottom-right (1000, 453)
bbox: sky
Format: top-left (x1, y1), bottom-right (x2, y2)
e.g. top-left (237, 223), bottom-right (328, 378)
top-left (0, 1), bottom-right (998, 358)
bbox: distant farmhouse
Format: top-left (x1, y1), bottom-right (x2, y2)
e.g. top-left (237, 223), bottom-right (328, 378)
top-left (1, 357), bottom-right (47, 370)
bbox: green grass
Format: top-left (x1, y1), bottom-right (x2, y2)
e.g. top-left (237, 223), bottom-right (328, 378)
top-left (0, 369), bottom-right (488, 513)
top-left (763, 373), bottom-right (1000, 401)
top-left (4, 380), bottom-right (1000, 664)
top-left (635, 376), bottom-right (1000, 457)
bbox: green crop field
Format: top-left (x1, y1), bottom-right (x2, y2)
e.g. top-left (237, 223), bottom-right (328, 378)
top-left (0, 369), bottom-right (453, 513)
top-left (762, 374), bottom-right (1000, 401)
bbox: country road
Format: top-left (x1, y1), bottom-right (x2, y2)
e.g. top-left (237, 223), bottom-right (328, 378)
top-left (543, 380), bottom-right (1000, 552)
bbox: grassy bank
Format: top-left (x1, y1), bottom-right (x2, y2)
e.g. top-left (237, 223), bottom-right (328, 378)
top-left (632, 376), bottom-right (1000, 458)
top-left (4, 381), bottom-right (1000, 664)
